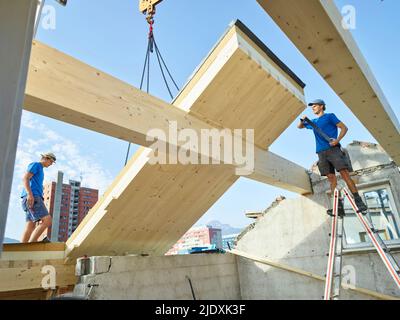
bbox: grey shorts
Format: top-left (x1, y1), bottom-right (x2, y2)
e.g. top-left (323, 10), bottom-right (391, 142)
top-left (21, 196), bottom-right (49, 223)
top-left (317, 146), bottom-right (350, 176)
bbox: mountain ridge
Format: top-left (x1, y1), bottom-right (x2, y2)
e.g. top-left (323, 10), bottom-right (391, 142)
top-left (3, 237), bottom-right (19, 244)
top-left (205, 220), bottom-right (244, 236)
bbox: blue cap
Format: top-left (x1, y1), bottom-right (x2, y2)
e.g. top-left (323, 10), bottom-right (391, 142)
top-left (308, 99), bottom-right (326, 106)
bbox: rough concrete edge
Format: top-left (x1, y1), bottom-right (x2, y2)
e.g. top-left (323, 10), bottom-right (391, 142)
top-left (236, 196), bottom-right (290, 244)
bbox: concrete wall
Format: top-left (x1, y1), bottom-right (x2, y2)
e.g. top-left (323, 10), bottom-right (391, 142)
top-left (235, 142), bottom-right (400, 300)
top-left (236, 195), bottom-right (400, 299)
top-left (346, 141), bottom-right (394, 171)
top-left (72, 142), bottom-right (399, 300)
top-left (236, 195), bottom-right (334, 300)
top-left (74, 253), bottom-right (241, 300)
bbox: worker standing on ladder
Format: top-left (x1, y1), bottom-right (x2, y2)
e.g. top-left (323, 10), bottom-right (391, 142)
top-left (297, 99), bottom-right (368, 213)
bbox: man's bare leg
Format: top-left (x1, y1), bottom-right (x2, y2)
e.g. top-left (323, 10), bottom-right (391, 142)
top-left (339, 169), bottom-right (357, 193)
top-left (21, 221), bottom-right (36, 243)
top-left (35, 221), bottom-right (49, 241)
top-left (339, 169), bottom-right (368, 212)
top-left (325, 173), bottom-right (341, 216)
top-left (326, 173), bottom-right (337, 194)
top-left (29, 215), bottom-right (52, 242)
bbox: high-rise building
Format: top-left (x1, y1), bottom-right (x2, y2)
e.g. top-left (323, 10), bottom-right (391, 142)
top-left (43, 171), bottom-right (98, 242)
top-left (166, 225), bottom-right (223, 255)
top-left (222, 233), bottom-right (239, 250)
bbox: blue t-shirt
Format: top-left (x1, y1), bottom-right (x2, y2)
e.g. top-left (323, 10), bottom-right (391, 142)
top-left (21, 162), bottom-right (44, 198)
top-left (304, 113), bottom-right (341, 153)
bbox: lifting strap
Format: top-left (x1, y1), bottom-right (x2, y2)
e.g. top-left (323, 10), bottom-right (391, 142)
top-left (124, 17), bottom-right (180, 166)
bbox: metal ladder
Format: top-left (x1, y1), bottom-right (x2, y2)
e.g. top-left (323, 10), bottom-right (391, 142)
top-left (324, 189), bottom-right (344, 300)
top-left (324, 188), bottom-right (400, 300)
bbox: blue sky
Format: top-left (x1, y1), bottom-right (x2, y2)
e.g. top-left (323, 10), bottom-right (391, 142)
top-left (5, 0), bottom-right (399, 240)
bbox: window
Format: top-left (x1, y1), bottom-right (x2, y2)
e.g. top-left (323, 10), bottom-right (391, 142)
top-left (343, 184), bottom-right (400, 249)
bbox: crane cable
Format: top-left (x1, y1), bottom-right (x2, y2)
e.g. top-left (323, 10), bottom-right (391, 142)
top-left (124, 15), bottom-right (180, 166)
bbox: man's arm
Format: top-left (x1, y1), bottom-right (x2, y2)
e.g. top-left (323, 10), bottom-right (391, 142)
top-left (297, 115), bottom-right (307, 129)
top-left (330, 122), bottom-right (348, 146)
top-left (23, 172), bottom-right (34, 208)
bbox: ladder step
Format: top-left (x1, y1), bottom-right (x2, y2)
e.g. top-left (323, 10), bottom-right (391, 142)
top-left (388, 261), bottom-right (400, 272)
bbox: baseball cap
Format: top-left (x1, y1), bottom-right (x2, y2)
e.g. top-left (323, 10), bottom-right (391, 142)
top-left (41, 152), bottom-right (57, 163)
top-left (308, 99), bottom-right (326, 106)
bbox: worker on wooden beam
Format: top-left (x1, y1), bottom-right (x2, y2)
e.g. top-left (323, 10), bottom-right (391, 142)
top-left (20, 152), bottom-right (56, 243)
top-left (298, 99), bottom-right (368, 214)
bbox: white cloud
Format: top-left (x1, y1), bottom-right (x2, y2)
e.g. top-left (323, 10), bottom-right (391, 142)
top-left (21, 112), bottom-right (36, 129)
top-left (21, 113), bottom-right (113, 193)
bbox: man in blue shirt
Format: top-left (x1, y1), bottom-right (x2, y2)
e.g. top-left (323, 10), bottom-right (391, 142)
top-left (298, 99), bottom-right (367, 214)
top-left (21, 152), bottom-right (56, 243)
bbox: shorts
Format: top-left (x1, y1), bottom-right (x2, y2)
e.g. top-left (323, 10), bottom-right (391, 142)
top-left (317, 146), bottom-right (350, 176)
top-left (21, 196), bottom-right (49, 223)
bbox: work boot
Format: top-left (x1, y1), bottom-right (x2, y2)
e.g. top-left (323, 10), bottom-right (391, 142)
top-left (326, 199), bottom-right (345, 217)
top-left (353, 193), bottom-right (368, 214)
top-left (337, 199), bottom-right (345, 217)
top-left (326, 209), bottom-right (334, 217)
top-left (41, 236), bottom-right (51, 243)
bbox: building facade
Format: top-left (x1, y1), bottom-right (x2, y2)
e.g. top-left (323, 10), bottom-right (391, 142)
top-left (222, 234), bottom-right (240, 250)
top-left (43, 171), bottom-right (98, 242)
top-left (166, 225), bottom-right (223, 255)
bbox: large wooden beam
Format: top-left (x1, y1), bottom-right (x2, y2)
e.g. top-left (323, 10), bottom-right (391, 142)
top-left (0, 260), bottom-right (75, 293)
top-left (25, 21), bottom-right (311, 258)
top-left (250, 149), bottom-right (312, 195)
top-left (25, 37), bottom-right (310, 194)
top-left (0, 244), bottom-right (74, 295)
top-left (65, 147), bottom-right (238, 259)
top-left (25, 41), bottom-right (208, 152)
top-left (175, 20), bottom-right (306, 149)
top-left (25, 40), bottom-right (253, 166)
top-left (257, 0), bottom-right (400, 164)
top-left (65, 147), bottom-right (311, 259)
top-left (60, 21), bottom-right (310, 258)
top-left (1, 242), bottom-right (66, 261)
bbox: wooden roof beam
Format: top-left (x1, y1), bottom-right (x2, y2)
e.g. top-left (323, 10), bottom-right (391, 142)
top-left (24, 40), bottom-right (311, 195)
top-left (0, 261), bottom-right (75, 293)
top-left (38, 20), bottom-right (312, 258)
top-left (257, 0), bottom-right (400, 164)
